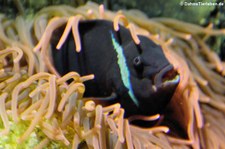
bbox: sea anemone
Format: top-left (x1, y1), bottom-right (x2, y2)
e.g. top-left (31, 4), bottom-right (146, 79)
top-left (0, 2), bottom-right (225, 148)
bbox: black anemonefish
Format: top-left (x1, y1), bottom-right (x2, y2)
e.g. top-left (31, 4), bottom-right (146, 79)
top-left (51, 20), bottom-right (180, 117)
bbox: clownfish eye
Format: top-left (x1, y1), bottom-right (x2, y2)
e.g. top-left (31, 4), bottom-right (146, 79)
top-left (133, 56), bottom-right (143, 67)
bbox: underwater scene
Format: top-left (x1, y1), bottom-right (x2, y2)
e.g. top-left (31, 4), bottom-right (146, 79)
top-left (0, 0), bottom-right (224, 148)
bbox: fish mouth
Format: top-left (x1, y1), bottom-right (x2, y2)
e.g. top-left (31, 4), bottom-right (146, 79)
top-left (152, 64), bottom-right (180, 91)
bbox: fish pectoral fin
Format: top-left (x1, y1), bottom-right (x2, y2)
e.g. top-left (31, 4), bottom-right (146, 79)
top-left (93, 92), bottom-right (117, 101)
top-left (83, 92), bottom-right (118, 105)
